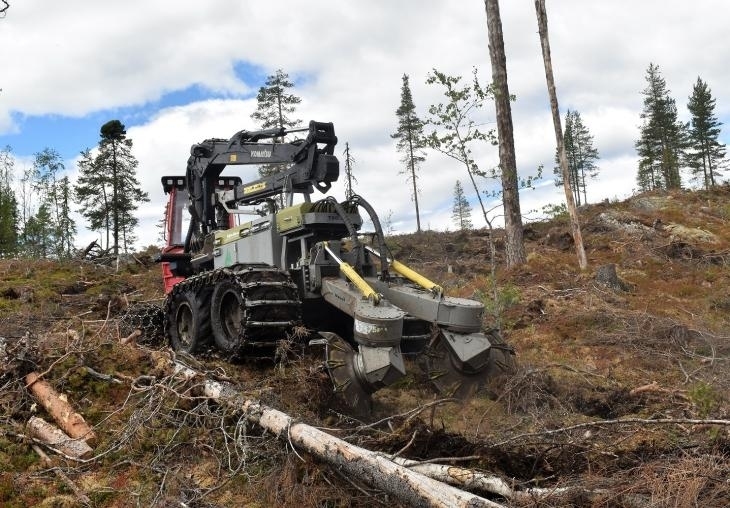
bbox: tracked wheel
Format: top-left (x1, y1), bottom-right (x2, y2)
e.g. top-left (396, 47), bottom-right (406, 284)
top-left (210, 279), bottom-right (245, 353)
top-left (422, 328), bottom-right (516, 399)
top-left (209, 267), bottom-right (301, 357)
top-left (321, 332), bottom-right (372, 416)
top-left (166, 289), bottom-right (211, 354)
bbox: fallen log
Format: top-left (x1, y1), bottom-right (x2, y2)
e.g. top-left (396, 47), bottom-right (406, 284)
top-left (201, 380), bottom-right (504, 508)
top-left (391, 459), bottom-right (617, 503)
top-left (25, 372), bottom-right (97, 445)
top-left (26, 416), bottom-right (94, 459)
top-left (103, 349), bottom-right (495, 508)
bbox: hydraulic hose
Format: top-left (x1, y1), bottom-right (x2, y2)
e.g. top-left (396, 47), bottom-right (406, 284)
top-left (349, 195), bottom-right (389, 277)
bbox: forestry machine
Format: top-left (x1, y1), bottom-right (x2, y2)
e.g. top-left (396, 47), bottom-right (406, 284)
top-left (157, 120), bottom-right (514, 413)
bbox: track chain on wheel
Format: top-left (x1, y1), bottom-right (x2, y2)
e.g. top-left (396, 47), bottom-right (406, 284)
top-left (119, 302), bottom-right (165, 344)
top-left (421, 327), bottom-right (516, 399)
top-left (164, 270), bottom-right (216, 353)
top-left (209, 265), bottom-right (302, 356)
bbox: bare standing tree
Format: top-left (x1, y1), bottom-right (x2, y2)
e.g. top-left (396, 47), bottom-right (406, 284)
top-left (535, 0), bottom-right (588, 270)
top-left (484, 0), bottom-right (525, 267)
top-left (342, 142), bottom-right (358, 199)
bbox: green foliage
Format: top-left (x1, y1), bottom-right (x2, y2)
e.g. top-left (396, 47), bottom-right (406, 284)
top-left (475, 280), bottom-right (521, 330)
top-left (554, 110), bottom-right (599, 205)
top-left (250, 68), bottom-right (302, 203)
top-left (688, 382), bottom-right (719, 418)
top-left (21, 202), bottom-right (53, 257)
top-left (75, 121), bottom-right (148, 255)
top-left (451, 180), bottom-right (472, 230)
top-left (425, 68), bottom-right (496, 176)
top-left (251, 69), bottom-right (301, 132)
top-left (635, 63), bottom-right (686, 191)
top-left (541, 202), bottom-right (568, 220)
top-left (686, 77), bottom-right (727, 189)
top-left (25, 148), bottom-right (77, 258)
top-left (0, 146), bottom-right (18, 257)
top-left (392, 74), bottom-right (427, 232)
top-left (426, 67), bottom-right (499, 231)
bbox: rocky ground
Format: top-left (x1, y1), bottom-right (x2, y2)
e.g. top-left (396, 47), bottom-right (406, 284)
top-left (1, 187), bottom-right (729, 507)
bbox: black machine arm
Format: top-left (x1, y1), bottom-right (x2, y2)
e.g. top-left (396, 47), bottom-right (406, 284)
top-left (185, 120), bottom-right (339, 242)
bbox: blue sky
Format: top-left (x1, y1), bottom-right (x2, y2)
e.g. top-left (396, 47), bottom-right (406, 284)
top-left (1, 1), bottom-right (729, 247)
top-left (0, 61), bottom-right (272, 160)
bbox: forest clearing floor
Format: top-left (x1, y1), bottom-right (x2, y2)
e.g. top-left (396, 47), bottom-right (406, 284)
top-left (1, 187), bottom-right (729, 507)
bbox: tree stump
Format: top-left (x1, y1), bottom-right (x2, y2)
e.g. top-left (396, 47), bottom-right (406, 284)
top-left (594, 264), bottom-right (632, 292)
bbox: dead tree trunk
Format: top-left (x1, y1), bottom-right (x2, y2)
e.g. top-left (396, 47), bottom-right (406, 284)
top-left (25, 372), bottom-right (97, 445)
top-left (202, 380), bottom-right (504, 508)
top-left (484, 0), bottom-right (526, 268)
top-left (26, 416), bottom-right (94, 459)
top-left (535, 0), bottom-right (588, 270)
top-left (149, 354), bottom-right (507, 508)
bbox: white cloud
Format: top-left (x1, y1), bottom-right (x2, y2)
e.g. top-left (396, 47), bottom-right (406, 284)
top-left (2, 1), bottom-right (729, 246)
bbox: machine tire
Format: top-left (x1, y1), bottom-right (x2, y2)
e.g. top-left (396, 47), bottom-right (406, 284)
top-left (210, 279), bottom-right (245, 353)
top-left (167, 290), bottom-right (211, 354)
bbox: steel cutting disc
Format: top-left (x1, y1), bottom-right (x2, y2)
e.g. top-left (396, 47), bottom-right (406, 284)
top-left (321, 332), bottom-right (372, 416)
top-left (421, 329), bottom-right (515, 399)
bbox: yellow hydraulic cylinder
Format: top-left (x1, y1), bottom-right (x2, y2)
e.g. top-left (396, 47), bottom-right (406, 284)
top-left (324, 243), bottom-right (380, 304)
top-left (390, 259), bottom-right (444, 297)
top-left (366, 246), bottom-right (443, 297)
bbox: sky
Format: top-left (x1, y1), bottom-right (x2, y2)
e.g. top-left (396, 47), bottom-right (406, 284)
top-left (1, 1), bottom-right (728, 249)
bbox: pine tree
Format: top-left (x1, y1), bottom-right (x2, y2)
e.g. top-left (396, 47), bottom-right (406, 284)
top-left (391, 74), bottom-right (427, 232)
top-left (487, 0), bottom-right (527, 267)
top-left (75, 149), bottom-right (110, 248)
top-left (451, 180), bottom-right (473, 230)
top-left (635, 63), bottom-right (685, 191)
top-left (56, 176), bottom-right (76, 258)
top-left (553, 110), bottom-right (599, 205)
top-left (0, 146), bottom-right (18, 257)
top-left (686, 77), bottom-right (727, 189)
top-left (342, 142), bottom-right (357, 199)
top-left (251, 69), bottom-right (302, 132)
top-left (251, 69), bottom-right (302, 206)
top-left (75, 121), bottom-right (148, 255)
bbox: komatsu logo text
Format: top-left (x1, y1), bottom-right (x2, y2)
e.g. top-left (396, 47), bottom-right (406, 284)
top-left (251, 150), bottom-right (272, 158)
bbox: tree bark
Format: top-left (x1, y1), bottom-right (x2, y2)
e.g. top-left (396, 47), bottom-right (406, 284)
top-left (25, 372), bottom-right (97, 445)
top-left (484, 0), bottom-right (526, 267)
top-left (202, 380), bottom-right (503, 508)
top-left (26, 416), bottom-right (94, 459)
top-left (535, 0), bottom-right (588, 270)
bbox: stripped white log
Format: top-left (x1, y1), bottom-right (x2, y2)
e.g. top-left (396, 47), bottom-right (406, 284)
top-left (26, 416), bottom-right (94, 459)
top-left (200, 376), bottom-right (504, 508)
top-left (392, 458), bottom-right (514, 498)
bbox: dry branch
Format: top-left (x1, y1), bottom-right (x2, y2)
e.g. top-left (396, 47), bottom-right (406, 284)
top-left (26, 416), bottom-right (93, 459)
top-left (25, 372), bottom-right (97, 445)
top-left (32, 444), bottom-right (91, 506)
top-left (491, 417), bottom-right (730, 448)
